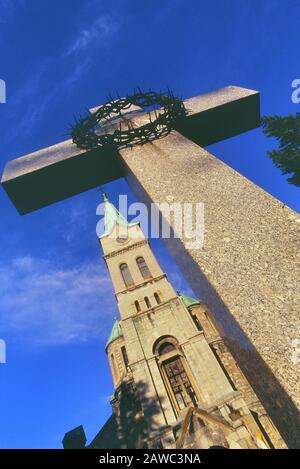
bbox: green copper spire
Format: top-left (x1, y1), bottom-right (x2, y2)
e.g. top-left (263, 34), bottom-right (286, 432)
top-left (101, 192), bottom-right (129, 237)
top-left (179, 293), bottom-right (200, 307)
top-left (106, 319), bottom-right (123, 349)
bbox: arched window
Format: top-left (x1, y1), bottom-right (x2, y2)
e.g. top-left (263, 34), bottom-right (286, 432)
top-left (153, 336), bottom-right (179, 356)
top-left (154, 336), bottom-right (198, 411)
top-left (158, 341), bottom-right (175, 355)
top-left (121, 346), bottom-right (129, 369)
top-left (154, 292), bottom-right (161, 304)
top-left (120, 263), bottom-right (134, 288)
top-left (144, 296), bottom-right (151, 309)
top-left (134, 300), bottom-right (141, 313)
top-left (136, 257), bottom-right (152, 280)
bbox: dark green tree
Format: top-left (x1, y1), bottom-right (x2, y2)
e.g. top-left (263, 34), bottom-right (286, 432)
top-left (261, 113), bottom-right (300, 187)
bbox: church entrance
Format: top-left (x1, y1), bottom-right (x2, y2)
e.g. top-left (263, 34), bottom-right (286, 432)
top-left (154, 336), bottom-right (198, 413)
top-left (163, 356), bottom-right (197, 410)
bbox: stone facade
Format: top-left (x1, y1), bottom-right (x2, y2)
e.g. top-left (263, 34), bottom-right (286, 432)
top-left (117, 88), bottom-right (300, 448)
top-left (89, 202), bottom-right (287, 449)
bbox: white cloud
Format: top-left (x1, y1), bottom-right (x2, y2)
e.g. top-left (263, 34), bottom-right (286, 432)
top-left (67, 15), bottom-right (120, 55)
top-left (0, 256), bottom-right (117, 346)
top-left (12, 255), bottom-right (34, 270)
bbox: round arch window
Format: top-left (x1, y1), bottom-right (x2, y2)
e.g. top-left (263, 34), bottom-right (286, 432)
top-left (158, 342), bottom-right (176, 356)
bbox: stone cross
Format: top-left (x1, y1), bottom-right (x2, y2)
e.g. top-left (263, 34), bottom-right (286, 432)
top-left (1, 86), bottom-right (299, 447)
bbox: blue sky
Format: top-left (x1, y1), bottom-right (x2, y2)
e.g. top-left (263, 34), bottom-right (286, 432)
top-left (0, 0), bottom-right (299, 449)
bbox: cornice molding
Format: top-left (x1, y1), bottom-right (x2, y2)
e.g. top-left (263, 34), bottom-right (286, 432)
top-left (103, 239), bottom-right (148, 260)
top-left (115, 274), bottom-right (167, 296)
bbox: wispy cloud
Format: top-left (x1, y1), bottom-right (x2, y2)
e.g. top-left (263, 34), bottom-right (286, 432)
top-left (67, 15), bottom-right (120, 55)
top-left (0, 0), bottom-right (15, 11)
top-left (4, 59), bottom-right (53, 140)
top-left (0, 255), bottom-right (117, 346)
top-left (2, 12), bottom-right (122, 143)
top-left (0, 0), bottom-right (11, 7)
top-left (0, 0), bottom-right (26, 23)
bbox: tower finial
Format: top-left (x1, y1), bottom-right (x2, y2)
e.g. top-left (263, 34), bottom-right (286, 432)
top-left (96, 186), bottom-right (108, 202)
top-left (99, 192), bottom-right (129, 237)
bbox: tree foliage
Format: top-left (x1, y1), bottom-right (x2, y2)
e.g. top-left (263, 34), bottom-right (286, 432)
top-left (261, 113), bottom-right (300, 187)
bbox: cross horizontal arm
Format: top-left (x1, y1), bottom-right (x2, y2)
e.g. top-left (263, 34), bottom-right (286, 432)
top-left (1, 139), bottom-right (123, 215)
top-left (177, 85), bottom-right (259, 147)
top-left (1, 86), bottom-right (259, 214)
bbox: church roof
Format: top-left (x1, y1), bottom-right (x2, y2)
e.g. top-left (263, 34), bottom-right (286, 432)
top-left (106, 319), bottom-right (123, 349)
top-left (179, 293), bottom-right (200, 307)
top-left (88, 414), bottom-right (121, 449)
top-left (101, 193), bottom-right (130, 237)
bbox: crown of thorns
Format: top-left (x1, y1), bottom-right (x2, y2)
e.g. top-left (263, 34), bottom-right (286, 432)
top-left (70, 89), bottom-right (187, 150)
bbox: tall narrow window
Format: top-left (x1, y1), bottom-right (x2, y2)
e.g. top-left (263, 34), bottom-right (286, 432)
top-left (134, 300), bottom-right (141, 313)
top-left (121, 346), bottom-right (129, 369)
top-left (120, 263), bottom-right (134, 288)
top-left (136, 257), bottom-right (152, 280)
top-left (190, 313), bottom-right (203, 331)
top-left (154, 292), bottom-right (161, 304)
top-left (210, 345), bottom-right (237, 391)
top-left (110, 354), bottom-right (117, 376)
top-left (144, 296), bottom-right (151, 309)
top-left (154, 337), bottom-right (198, 411)
top-left (163, 357), bottom-right (197, 410)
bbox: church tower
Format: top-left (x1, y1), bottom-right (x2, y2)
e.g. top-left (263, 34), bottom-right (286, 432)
top-left (90, 194), bottom-right (286, 449)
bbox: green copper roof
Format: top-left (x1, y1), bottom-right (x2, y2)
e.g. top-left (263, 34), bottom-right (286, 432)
top-left (179, 293), bottom-right (200, 307)
top-left (101, 193), bottom-right (129, 237)
top-left (106, 319), bottom-right (123, 349)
